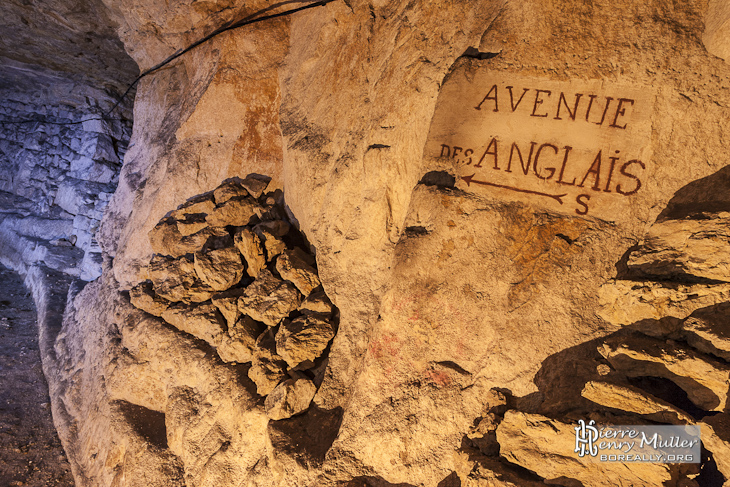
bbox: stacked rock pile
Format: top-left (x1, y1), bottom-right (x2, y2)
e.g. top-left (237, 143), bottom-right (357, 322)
top-left (129, 176), bottom-right (338, 420)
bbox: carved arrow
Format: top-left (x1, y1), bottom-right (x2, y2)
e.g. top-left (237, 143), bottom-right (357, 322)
top-left (461, 174), bottom-right (567, 205)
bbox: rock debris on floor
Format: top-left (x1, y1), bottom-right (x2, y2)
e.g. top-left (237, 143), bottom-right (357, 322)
top-left (0, 264), bottom-right (73, 486)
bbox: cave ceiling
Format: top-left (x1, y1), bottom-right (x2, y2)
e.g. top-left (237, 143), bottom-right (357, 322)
top-left (0, 0), bottom-right (138, 106)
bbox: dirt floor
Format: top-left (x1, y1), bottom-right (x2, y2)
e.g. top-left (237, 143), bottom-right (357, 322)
top-left (0, 264), bottom-right (74, 486)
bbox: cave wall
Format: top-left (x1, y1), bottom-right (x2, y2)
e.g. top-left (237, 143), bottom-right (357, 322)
top-left (5, 0), bottom-right (730, 486)
top-left (0, 96), bottom-right (132, 281)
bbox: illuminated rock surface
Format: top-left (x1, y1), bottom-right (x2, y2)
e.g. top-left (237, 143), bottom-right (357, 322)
top-left (3, 0), bottom-right (730, 486)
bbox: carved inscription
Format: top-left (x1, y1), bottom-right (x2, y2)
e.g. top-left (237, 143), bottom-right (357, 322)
top-left (424, 72), bottom-right (654, 219)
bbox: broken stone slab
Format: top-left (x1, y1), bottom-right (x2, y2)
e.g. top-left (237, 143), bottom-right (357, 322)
top-left (205, 197), bottom-right (259, 227)
top-left (175, 214), bottom-right (208, 237)
top-left (581, 381), bottom-right (693, 424)
top-left (234, 227), bottom-right (266, 278)
top-left (239, 175), bottom-right (270, 199)
top-left (168, 194), bottom-right (216, 236)
top-left (238, 269), bottom-right (301, 327)
top-left (275, 249), bottom-right (321, 296)
top-left (275, 315), bottom-right (335, 369)
top-left (193, 246), bottom-right (244, 291)
top-left (254, 227), bottom-right (286, 261)
top-left (264, 375), bottom-right (316, 420)
top-left (148, 218), bottom-right (228, 258)
top-left (213, 179), bottom-right (249, 205)
top-left (217, 315), bottom-right (267, 364)
top-left (599, 335), bottom-right (730, 411)
top-left (160, 302), bottom-right (226, 348)
top-left (681, 303), bottom-right (730, 362)
top-left (298, 287), bottom-right (334, 317)
top-left (211, 288), bottom-right (246, 327)
top-left (147, 254), bottom-right (216, 303)
top-left (248, 329), bottom-right (288, 396)
top-left (597, 279), bottom-right (730, 327)
top-left (627, 216), bottom-right (730, 282)
top-left (173, 192), bottom-right (216, 215)
top-left (496, 410), bottom-right (674, 487)
top-left (129, 281), bottom-right (170, 317)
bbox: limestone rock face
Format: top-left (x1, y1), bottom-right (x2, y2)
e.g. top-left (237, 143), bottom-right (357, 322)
top-left (264, 376), bottom-right (317, 420)
top-left (581, 381), bottom-right (693, 424)
top-left (496, 411), bottom-right (675, 487)
top-left (106, 180), bottom-right (342, 487)
top-left (0, 0), bottom-right (138, 106)
top-left (599, 335), bottom-right (730, 411)
top-left (25, 0), bottom-right (730, 486)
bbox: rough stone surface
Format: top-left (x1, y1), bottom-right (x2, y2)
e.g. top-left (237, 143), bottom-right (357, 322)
top-left (0, 0), bottom-right (138, 106)
top-left (11, 1), bottom-right (730, 486)
top-left (681, 303), bottom-right (730, 362)
top-left (217, 315), bottom-right (267, 364)
top-left (256, 228), bottom-right (287, 261)
top-left (148, 218), bottom-right (228, 259)
top-left (160, 302), bottom-right (226, 348)
top-left (700, 413), bottom-right (730, 483)
top-left (234, 227), bottom-right (266, 278)
top-left (211, 288), bottom-right (245, 327)
top-left (147, 254), bottom-right (215, 303)
top-left (238, 269), bottom-right (301, 327)
top-left (627, 217), bottom-right (730, 282)
top-left (496, 411), bottom-right (675, 487)
top-left (299, 287), bottom-right (334, 317)
top-left (193, 246), bottom-right (244, 291)
top-left (276, 248), bottom-right (321, 296)
top-left (599, 335), bottom-right (730, 412)
top-left (581, 381), bottom-right (693, 424)
top-left (276, 315), bottom-right (335, 369)
top-left (598, 280), bottom-right (730, 327)
top-left (205, 197), bottom-right (259, 227)
top-left (264, 376), bottom-right (317, 420)
top-left (248, 330), bottom-right (288, 397)
top-left (129, 280), bottom-right (170, 317)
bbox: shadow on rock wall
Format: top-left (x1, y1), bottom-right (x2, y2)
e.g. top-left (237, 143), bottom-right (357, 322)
top-left (460, 164), bottom-right (730, 487)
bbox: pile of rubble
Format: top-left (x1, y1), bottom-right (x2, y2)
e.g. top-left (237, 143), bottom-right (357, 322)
top-left (129, 176), bottom-right (337, 420)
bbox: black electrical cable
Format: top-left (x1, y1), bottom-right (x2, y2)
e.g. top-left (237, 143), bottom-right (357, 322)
top-left (0, 0), bottom-right (336, 127)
